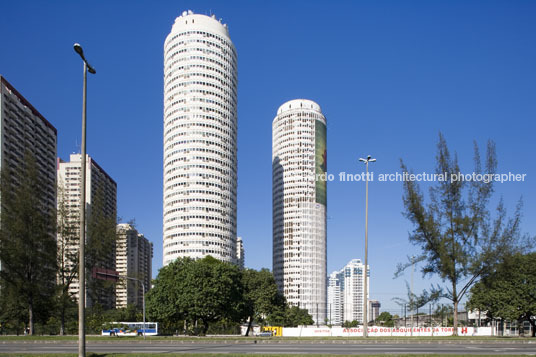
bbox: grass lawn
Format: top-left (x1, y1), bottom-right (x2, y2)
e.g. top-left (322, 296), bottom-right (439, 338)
top-left (0, 354), bottom-right (531, 357)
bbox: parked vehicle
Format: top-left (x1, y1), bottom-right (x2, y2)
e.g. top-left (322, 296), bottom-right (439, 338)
top-left (255, 331), bottom-right (273, 337)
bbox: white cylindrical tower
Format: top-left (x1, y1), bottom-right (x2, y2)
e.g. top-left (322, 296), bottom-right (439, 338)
top-left (163, 10), bottom-right (238, 266)
top-left (272, 99), bottom-right (327, 324)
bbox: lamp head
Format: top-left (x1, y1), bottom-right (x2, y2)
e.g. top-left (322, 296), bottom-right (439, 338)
top-left (359, 158), bottom-right (366, 163)
top-left (88, 66), bottom-right (96, 74)
top-left (73, 43), bottom-right (83, 56)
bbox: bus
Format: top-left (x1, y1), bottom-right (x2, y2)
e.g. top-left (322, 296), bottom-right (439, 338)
top-left (102, 322), bottom-right (158, 336)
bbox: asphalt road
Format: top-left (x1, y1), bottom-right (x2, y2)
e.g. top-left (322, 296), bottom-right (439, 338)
top-left (1, 341), bottom-right (536, 355)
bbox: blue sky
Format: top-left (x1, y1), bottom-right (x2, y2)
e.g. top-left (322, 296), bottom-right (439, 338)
top-left (1, 0), bottom-right (534, 314)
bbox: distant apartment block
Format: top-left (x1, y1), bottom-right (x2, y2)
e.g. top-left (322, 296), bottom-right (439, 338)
top-left (57, 153), bottom-right (117, 309)
top-left (116, 224), bottom-right (153, 309)
top-left (328, 271), bottom-right (343, 325)
top-left (369, 300), bottom-right (381, 323)
top-left (236, 237), bottom-right (244, 269)
top-left (327, 259), bottom-right (370, 325)
top-left (0, 75), bottom-right (57, 269)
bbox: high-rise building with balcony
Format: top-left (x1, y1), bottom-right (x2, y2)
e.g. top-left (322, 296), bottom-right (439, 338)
top-left (272, 99), bottom-right (327, 324)
top-left (0, 75), bottom-right (57, 272)
top-left (327, 271), bottom-right (344, 325)
top-left (341, 259), bottom-right (369, 324)
top-left (327, 259), bottom-right (370, 325)
top-left (163, 10), bottom-right (238, 266)
top-left (57, 153), bottom-right (117, 309)
top-left (115, 224), bottom-right (153, 309)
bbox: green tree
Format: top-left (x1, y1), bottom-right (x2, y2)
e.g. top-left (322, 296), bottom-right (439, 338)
top-left (146, 258), bottom-right (189, 331)
top-left (376, 312), bottom-right (394, 327)
top-left (434, 303), bottom-right (454, 327)
top-left (263, 298), bottom-right (314, 328)
top-left (84, 304), bottom-right (143, 334)
top-left (86, 187), bottom-right (117, 309)
top-left (56, 180), bottom-right (79, 335)
top-left (342, 320), bottom-right (359, 328)
top-left (398, 133), bottom-right (532, 334)
top-left (111, 304), bottom-right (142, 322)
top-left (393, 280), bottom-right (441, 328)
top-left (265, 293), bottom-right (287, 326)
top-left (468, 252), bottom-right (536, 337)
top-left (146, 256), bottom-right (245, 335)
top-left (85, 304), bottom-right (107, 334)
top-left (0, 151), bottom-right (57, 335)
top-left (184, 256), bottom-right (244, 334)
top-left (284, 306), bottom-right (314, 327)
top-left (0, 283), bottom-right (27, 334)
top-left (242, 268), bottom-right (284, 335)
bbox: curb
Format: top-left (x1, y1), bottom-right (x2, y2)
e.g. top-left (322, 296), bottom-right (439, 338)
top-left (1, 338), bottom-right (534, 345)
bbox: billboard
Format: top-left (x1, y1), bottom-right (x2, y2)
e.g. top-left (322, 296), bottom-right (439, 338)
top-left (315, 120), bottom-right (327, 205)
top-left (281, 326), bottom-right (494, 337)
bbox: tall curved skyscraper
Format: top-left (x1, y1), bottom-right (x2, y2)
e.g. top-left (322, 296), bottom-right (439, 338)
top-left (163, 10), bottom-right (238, 266)
top-left (272, 99), bottom-right (327, 324)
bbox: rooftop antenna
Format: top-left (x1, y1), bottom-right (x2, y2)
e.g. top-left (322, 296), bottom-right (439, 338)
top-left (75, 138), bottom-right (81, 154)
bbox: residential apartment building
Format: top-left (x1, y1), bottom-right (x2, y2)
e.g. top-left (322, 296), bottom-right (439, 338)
top-left (0, 75), bottom-right (57, 271)
top-left (328, 271), bottom-right (344, 325)
top-left (369, 300), bottom-right (381, 323)
top-left (57, 153), bottom-right (117, 309)
top-left (327, 259), bottom-right (370, 325)
top-left (116, 224), bottom-right (153, 309)
top-left (272, 99), bottom-right (327, 324)
top-left (163, 10), bottom-right (238, 266)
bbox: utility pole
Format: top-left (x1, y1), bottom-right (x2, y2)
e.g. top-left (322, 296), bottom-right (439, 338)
top-left (359, 155), bottom-right (375, 337)
top-left (73, 43), bottom-right (96, 357)
top-left (410, 255), bottom-right (415, 336)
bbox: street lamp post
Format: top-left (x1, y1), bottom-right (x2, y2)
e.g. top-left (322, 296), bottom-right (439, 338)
top-left (74, 43), bottom-right (95, 357)
top-left (359, 155), bottom-right (375, 338)
top-left (410, 255), bottom-right (415, 336)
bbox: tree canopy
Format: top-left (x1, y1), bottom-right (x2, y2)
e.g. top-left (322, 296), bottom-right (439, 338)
top-left (0, 151), bottom-right (57, 335)
top-left (147, 257), bottom-right (315, 335)
top-left (284, 306), bottom-right (314, 327)
top-left (56, 180), bottom-right (80, 335)
top-left (242, 268), bottom-right (283, 335)
top-left (468, 252), bottom-right (536, 336)
top-left (342, 320), bottom-right (360, 328)
top-left (398, 133), bottom-right (533, 334)
top-left (146, 256), bottom-right (244, 334)
top-left (86, 187), bottom-right (118, 309)
top-left (375, 312), bottom-right (394, 327)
